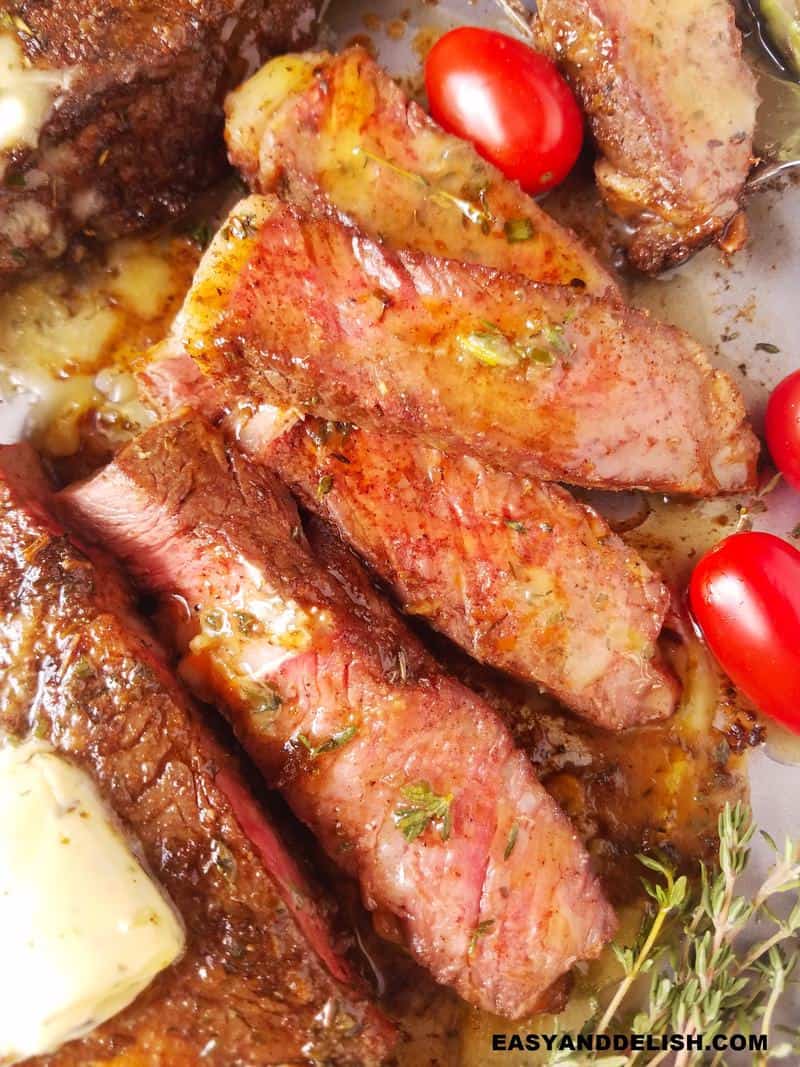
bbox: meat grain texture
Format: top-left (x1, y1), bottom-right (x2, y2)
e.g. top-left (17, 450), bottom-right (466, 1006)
top-left (62, 414), bottom-right (618, 1021)
top-left (535, 0), bottom-right (759, 272)
top-left (0, 444), bottom-right (393, 1067)
top-left (0, 0), bottom-right (321, 278)
top-left (163, 194), bottom-right (758, 496)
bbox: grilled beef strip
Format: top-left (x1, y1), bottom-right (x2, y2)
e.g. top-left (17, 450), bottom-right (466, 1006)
top-left (264, 419), bottom-right (678, 730)
top-left (0, 443), bottom-right (394, 1067)
top-left (61, 412), bottom-right (617, 1020)
top-left (225, 46), bottom-right (619, 298)
top-left (149, 193), bottom-right (757, 495)
top-left (533, 0), bottom-right (759, 274)
top-left (0, 0), bottom-right (321, 280)
top-left (145, 335), bottom-right (678, 732)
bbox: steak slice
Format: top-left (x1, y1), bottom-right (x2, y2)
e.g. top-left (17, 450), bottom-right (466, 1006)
top-left (225, 46), bottom-right (619, 297)
top-left (164, 194), bottom-right (757, 495)
top-left (0, 0), bottom-right (320, 279)
top-left (0, 444), bottom-right (393, 1066)
top-left (534, 0), bottom-right (758, 273)
top-left (62, 413), bottom-right (617, 1020)
top-left (145, 279), bottom-right (677, 730)
top-left (264, 418), bottom-right (678, 730)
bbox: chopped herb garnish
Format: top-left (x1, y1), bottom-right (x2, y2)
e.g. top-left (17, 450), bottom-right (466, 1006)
top-left (457, 328), bottom-right (519, 367)
top-left (468, 919), bottom-right (496, 955)
top-left (504, 822), bottom-right (519, 861)
top-left (791, 523), bottom-right (800, 540)
top-left (211, 839), bottom-right (237, 879)
top-left (298, 725), bottom-right (358, 759)
top-left (317, 474), bottom-right (334, 499)
top-left (71, 657), bottom-right (93, 680)
top-left (539, 170), bottom-right (554, 186)
top-left (243, 683), bottom-right (282, 716)
top-left (4, 172), bottom-right (25, 188)
top-left (755, 342), bottom-right (781, 354)
top-left (503, 218), bottom-right (535, 243)
top-left (505, 519), bottom-right (526, 534)
top-left (394, 781), bottom-right (453, 843)
top-left (355, 147), bottom-right (494, 231)
top-left (232, 610), bottom-right (257, 635)
top-left (223, 213), bottom-right (257, 241)
top-left (203, 609), bottom-right (225, 634)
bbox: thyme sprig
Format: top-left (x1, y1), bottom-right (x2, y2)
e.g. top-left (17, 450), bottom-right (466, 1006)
top-left (550, 803), bottom-right (800, 1065)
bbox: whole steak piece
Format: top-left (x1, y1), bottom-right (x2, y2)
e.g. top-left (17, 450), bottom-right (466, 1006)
top-left (0, 0), bottom-right (321, 278)
top-left (535, 0), bottom-right (758, 273)
top-left (0, 443), bottom-right (394, 1066)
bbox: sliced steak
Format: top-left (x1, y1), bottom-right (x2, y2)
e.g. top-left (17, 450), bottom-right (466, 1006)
top-left (61, 413), bottom-right (617, 1020)
top-left (225, 46), bottom-right (619, 297)
top-left (0, 443), bottom-right (393, 1066)
top-left (534, 0), bottom-right (758, 273)
top-left (264, 418), bottom-right (677, 729)
top-left (161, 194), bottom-right (757, 495)
top-left (0, 0), bottom-right (320, 279)
top-left (145, 303), bottom-right (677, 730)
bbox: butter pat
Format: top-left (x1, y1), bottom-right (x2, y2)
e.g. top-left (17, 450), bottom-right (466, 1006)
top-left (0, 739), bottom-right (185, 1064)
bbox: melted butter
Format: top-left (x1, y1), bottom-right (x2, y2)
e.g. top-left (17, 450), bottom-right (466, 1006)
top-left (0, 33), bottom-right (71, 160)
top-left (0, 738), bottom-right (185, 1064)
top-left (0, 234), bottom-right (200, 460)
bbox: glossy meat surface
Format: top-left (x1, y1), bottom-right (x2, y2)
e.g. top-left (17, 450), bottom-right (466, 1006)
top-left (63, 414), bottom-right (617, 1020)
top-left (171, 194), bottom-right (757, 495)
top-left (0, 445), bottom-right (393, 1066)
top-left (263, 418), bottom-right (678, 729)
top-left (535, 0), bottom-right (758, 273)
top-left (0, 0), bottom-right (320, 278)
top-left (146, 281), bottom-right (677, 730)
top-left (225, 46), bottom-right (618, 296)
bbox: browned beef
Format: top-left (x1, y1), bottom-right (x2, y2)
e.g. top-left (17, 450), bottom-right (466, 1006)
top-left (0, 0), bottom-right (321, 278)
top-left (534, 0), bottom-right (758, 273)
top-left (62, 413), bottom-right (617, 1020)
top-left (0, 443), bottom-right (394, 1066)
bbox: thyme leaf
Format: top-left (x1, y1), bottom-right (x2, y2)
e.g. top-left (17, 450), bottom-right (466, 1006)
top-left (559, 803), bottom-right (800, 1065)
top-left (297, 725), bottom-right (358, 759)
top-left (394, 781), bottom-right (453, 843)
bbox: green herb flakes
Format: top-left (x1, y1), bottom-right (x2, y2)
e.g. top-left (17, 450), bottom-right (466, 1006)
top-left (468, 918), bottom-right (496, 955)
top-left (504, 822), bottom-right (519, 861)
top-left (504, 218), bottom-right (535, 243)
top-left (298, 725), bottom-right (358, 759)
top-left (394, 781), bottom-right (453, 843)
top-left (505, 519), bottom-right (526, 534)
top-left (317, 474), bottom-right (334, 499)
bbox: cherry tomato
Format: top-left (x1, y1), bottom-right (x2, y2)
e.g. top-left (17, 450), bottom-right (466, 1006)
top-left (766, 369), bottom-right (800, 491)
top-left (425, 27), bottom-right (583, 194)
top-left (689, 531), bottom-right (800, 733)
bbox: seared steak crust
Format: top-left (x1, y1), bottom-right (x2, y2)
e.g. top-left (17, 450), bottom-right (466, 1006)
top-left (225, 46), bottom-right (619, 297)
top-left (265, 418), bottom-right (678, 730)
top-left (534, 0), bottom-right (758, 273)
top-left (0, 0), bottom-right (320, 278)
top-left (173, 195), bottom-right (757, 495)
top-left (63, 414), bottom-right (617, 1020)
top-left (0, 444), bottom-right (393, 1066)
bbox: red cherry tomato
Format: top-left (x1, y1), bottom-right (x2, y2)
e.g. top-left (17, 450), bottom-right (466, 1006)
top-left (766, 369), bottom-right (800, 491)
top-left (689, 531), bottom-right (800, 733)
top-left (425, 27), bottom-right (583, 194)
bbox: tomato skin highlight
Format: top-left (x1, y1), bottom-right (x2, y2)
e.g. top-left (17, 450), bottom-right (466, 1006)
top-left (766, 369), bottom-right (800, 491)
top-left (424, 27), bottom-right (583, 194)
top-left (689, 532), bottom-right (800, 733)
